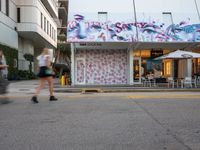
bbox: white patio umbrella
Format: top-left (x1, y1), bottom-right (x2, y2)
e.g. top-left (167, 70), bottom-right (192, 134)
top-left (154, 50), bottom-right (200, 60)
top-left (154, 50), bottom-right (200, 79)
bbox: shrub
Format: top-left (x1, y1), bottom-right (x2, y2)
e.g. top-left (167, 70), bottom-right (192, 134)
top-left (0, 44), bottom-right (18, 80)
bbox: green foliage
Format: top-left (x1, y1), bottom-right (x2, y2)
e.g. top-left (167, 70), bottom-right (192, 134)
top-left (57, 44), bottom-right (71, 55)
top-left (57, 34), bottom-right (66, 42)
top-left (24, 53), bottom-right (34, 62)
top-left (0, 44), bottom-right (18, 80)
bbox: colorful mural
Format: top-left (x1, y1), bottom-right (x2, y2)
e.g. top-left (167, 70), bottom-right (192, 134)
top-left (67, 14), bottom-right (200, 42)
top-left (76, 59), bottom-right (85, 84)
top-left (75, 49), bottom-right (128, 85)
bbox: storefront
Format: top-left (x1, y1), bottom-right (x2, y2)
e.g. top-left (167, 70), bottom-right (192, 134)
top-left (67, 0), bottom-right (200, 86)
top-left (132, 47), bottom-right (200, 84)
top-left (70, 42), bottom-right (200, 85)
top-left (71, 43), bottom-right (132, 85)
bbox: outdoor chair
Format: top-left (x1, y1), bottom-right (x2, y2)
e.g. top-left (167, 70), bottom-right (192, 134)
top-left (195, 76), bottom-right (200, 88)
top-left (181, 77), bottom-right (196, 88)
top-left (167, 77), bottom-right (175, 88)
top-left (147, 75), bottom-right (156, 87)
top-left (141, 77), bottom-right (150, 87)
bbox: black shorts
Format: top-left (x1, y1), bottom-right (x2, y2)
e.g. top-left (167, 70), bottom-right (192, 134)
top-left (38, 66), bottom-right (53, 78)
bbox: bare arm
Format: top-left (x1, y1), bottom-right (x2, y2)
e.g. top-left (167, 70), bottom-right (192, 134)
top-left (0, 64), bottom-right (8, 69)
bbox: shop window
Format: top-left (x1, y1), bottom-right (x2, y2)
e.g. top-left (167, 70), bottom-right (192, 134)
top-left (165, 61), bottom-right (171, 76)
top-left (134, 50), bottom-right (140, 57)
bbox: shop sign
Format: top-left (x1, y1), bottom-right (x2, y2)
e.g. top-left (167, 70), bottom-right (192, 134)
top-left (151, 50), bottom-right (163, 58)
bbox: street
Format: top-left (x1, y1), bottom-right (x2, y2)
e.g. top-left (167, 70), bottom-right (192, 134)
top-left (0, 90), bottom-right (200, 150)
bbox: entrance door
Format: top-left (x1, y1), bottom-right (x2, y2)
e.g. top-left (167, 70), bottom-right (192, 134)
top-left (75, 58), bottom-right (86, 85)
top-left (133, 57), bottom-right (142, 83)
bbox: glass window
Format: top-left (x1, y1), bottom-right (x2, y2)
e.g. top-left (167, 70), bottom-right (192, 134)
top-left (47, 21), bottom-right (49, 35)
top-left (17, 8), bottom-right (20, 23)
top-left (165, 61), bottom-right (171, 76)
top-left (50, 24), bottom-right (51, 37)
top-left (6, 0), bottom-right (9, 16)
top-left (0, 0), bottom-right (1, 12)
top-left (44, 17), bottom-right (46, 32)
top-left (52, 28), bottom-right (54, 40)
top-left (41, 13), bottom-right (43, 29)
top-left (53, 29), bottom-right (55, 40)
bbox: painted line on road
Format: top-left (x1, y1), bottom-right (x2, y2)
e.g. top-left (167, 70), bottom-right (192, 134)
top-left (128, 94), bottom-right (200, 99)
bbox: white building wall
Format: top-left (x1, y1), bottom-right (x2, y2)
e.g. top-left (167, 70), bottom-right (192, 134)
top-left (0, 0), bottom-right (58, 72)
top-left (46, 0), bottom-right (58, 17)
top-left (18, 37), bottom-right (34, 70)
top-left (196, 0), bottom-right (200, 10)
top-left (17, 0), bottom-right (57, 47)
top-left (0, 0), bottom-right (18, 48)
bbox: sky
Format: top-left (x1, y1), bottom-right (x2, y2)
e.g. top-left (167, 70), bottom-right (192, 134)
top-left (68, 0), bottom-right (135, 13)
top-left (69, 0), bottom-right (197, 13)
top-left (68, 0), bottom-right (199, 23)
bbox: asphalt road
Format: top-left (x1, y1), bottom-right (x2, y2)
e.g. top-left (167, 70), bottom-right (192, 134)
top-left (0, 92), bottom-right (200, 150)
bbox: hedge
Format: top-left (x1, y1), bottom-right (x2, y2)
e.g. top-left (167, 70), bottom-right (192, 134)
top-left (0, 44), bottom-right (18, 80)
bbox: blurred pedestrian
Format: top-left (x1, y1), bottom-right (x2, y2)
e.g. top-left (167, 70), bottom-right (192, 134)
top-left (31, 48), bottom-right (57, 103)
top-left (0, 49), bottom-right (10, 104)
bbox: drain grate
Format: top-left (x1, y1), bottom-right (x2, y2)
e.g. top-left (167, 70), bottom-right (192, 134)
top-left (19, 89), bottom-right (30, 91)
top-left (81, 88), bottom-right (104, 94)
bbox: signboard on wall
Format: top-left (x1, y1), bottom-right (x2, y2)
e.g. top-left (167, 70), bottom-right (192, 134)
top-left (151, 50), bottom-right (163, 58)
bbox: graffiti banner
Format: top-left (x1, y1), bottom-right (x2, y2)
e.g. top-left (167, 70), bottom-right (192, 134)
top-left (67, 13), bottom-right (200, 43)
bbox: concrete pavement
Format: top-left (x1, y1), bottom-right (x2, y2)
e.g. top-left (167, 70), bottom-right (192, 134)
top-left (5, 80), bottom-right (200, 96)
top-left (1, 87), bottom-right (200, 150)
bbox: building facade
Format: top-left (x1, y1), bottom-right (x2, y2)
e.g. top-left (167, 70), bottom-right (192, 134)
top-left (56, 0), bottom-right (71, 75)
top-left (0, 0), bottom-right (58, 71)
top-left (67, 0), bottom-right (200, 85)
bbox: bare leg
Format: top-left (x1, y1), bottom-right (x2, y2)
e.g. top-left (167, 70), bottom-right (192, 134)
top-left (35, 78), bottom-right (46, 96)
top-left (47, 76), bottom-right (53, 96)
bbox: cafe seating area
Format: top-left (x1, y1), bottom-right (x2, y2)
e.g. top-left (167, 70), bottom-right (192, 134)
top-left (141, 75), bottom-right (200, 88)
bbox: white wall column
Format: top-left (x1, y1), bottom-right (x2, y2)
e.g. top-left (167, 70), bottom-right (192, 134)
top-left (71, 43), bottom-right (75, 85)
top-left (187, 59), bottom-right (192, 78)
top-left (129, 47), bottom-right (134, 85)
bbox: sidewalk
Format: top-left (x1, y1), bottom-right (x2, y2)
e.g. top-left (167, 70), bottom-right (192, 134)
top-left (6, 79), bottom-right (200, 96)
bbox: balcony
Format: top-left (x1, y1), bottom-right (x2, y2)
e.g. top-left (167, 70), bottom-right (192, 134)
top-left (41, 0), bottom-right (58, 18)
top-left (17, 23), bottom-right (57, 49)
top-left (58, 0), bottom-right (68, 27)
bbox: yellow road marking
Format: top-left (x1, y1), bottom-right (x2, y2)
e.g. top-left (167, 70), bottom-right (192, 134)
top-left (128, 94), bottom-right (200, 99)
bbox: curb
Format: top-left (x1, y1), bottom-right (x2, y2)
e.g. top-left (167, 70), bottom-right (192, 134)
top-left (54, 88), bottom-right (200, 93)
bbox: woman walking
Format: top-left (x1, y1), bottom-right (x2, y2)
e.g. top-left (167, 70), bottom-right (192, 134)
top-left (31, 48), bottom-right (57, 103)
